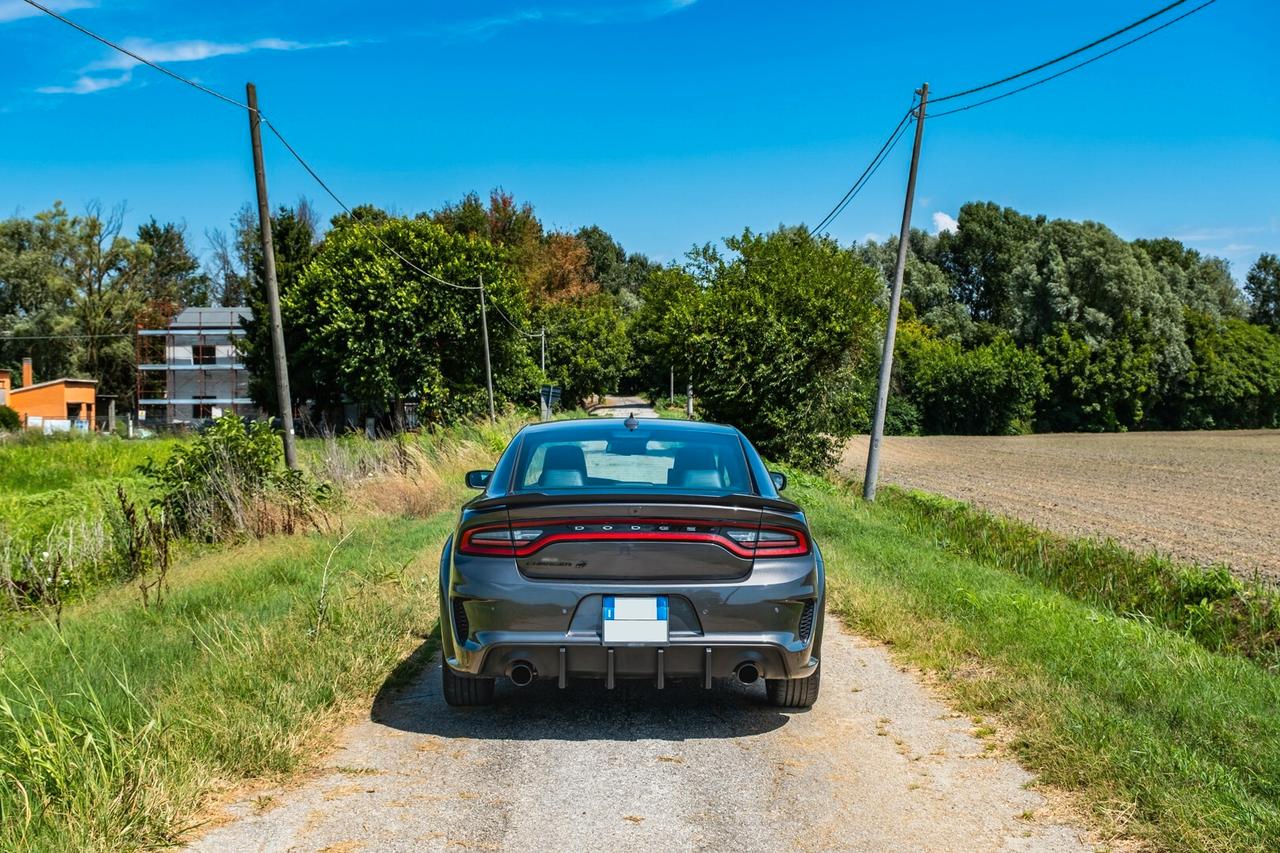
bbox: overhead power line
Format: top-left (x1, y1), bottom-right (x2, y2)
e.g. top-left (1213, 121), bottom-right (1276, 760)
top-left (19, 0), bottom-right (251, 111)
top-left (808, 106), bottom-right (917, 237)
top-left (0, 332), bottom-right (131, 341)
top-left (257, 117), bottom-right (480, 291)
top-left (21, 0), bottom-right (479, 293)
top-left (928, 0), bottom-right (1219, 119)
top-left (930, 0), bottom-right (1191, 104)
top-left (488, 300), bottom-right (543, 339)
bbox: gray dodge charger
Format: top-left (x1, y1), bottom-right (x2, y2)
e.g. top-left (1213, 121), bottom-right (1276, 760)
top-left (438, 416), bottom-right (824, 708)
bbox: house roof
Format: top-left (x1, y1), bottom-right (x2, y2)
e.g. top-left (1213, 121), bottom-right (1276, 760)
top-left (169, 307), bottom-right (252, 329)
top-left (10, 377), bottom-right (98, 394)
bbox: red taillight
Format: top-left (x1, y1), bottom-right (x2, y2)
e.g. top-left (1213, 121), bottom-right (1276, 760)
top-left (457, 520), bottom-right (808, 558)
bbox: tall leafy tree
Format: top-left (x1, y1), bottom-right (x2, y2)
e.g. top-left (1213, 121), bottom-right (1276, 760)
top-left (683, 227), bottom-right (881, 469)
top-left (1246, 253), bottom-right (1280, 332)
top-left (284, 217), bottom-right (536, 425)
top-left (537, 294), bottom-right (630, 406)
top-left (136, 218), bottom-right (210, 311)
top-left (237, 202), bottom-right (319, 414)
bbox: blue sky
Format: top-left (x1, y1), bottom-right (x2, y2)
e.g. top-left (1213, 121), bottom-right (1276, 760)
top-left (2, 0), bottom-right (1277, 277)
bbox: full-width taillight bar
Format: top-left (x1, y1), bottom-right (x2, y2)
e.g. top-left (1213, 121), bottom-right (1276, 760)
top-left (457, 519), bottom-right (809, 559)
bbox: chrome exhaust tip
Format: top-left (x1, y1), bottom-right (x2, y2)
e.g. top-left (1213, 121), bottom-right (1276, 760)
top-left (735, 662), bottom-right (760, 685)
top-left (509, 661), bottom-right (536, 687)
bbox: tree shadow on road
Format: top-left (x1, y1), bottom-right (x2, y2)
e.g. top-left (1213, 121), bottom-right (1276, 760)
top-left (371, 640), bottom-right (794, 742)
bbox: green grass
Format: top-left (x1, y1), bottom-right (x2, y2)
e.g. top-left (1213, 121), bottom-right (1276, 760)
top-left (782, 468), bottom-right (1280, 851)
top-left (0, 424), bottom-right (497, 851)
top-left (0, 513), bottom-right (453, 852)
top-left (0, 433), bottom-right (180, 542)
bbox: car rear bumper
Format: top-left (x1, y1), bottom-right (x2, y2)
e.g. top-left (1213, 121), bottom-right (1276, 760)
top-left (440, 539), bottom-right (824, 685)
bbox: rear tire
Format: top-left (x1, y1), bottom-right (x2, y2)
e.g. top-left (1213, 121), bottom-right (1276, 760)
top-left (766, 660), bottom-right (821, 709)
top-left (442, 662), bottom-right (495, 707)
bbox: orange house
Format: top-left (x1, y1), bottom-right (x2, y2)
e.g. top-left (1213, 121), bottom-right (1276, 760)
top-left (3, 358), bottom-right (98, 431)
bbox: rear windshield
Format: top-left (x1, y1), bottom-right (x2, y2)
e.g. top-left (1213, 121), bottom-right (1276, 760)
top-left (513, 427), bottom-right (753, 493)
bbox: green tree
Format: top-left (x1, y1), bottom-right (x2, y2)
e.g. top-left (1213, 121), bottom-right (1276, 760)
top-left (576, 224), bottom-right (657, 312)
top-left (538, 294), bottom-right (631, 406)
top-left (1133, 237), bottom-right (1244, 320)
top-left (284, 217), bottom-right (536, 425)
top-left (1154, 313), bottom-right (1280, 429)
top-left (1245, 253), bottom-right (1280, 332)
top-left (237, 203), bottom-right (319, 414)
top-left (135, 218), bottom-right (211, 311)
top-left (937, 202), bottom-right (1044, 325)
top-left (0, 206), bottom-right (78, 381)
top-left (684, 227), bottom-right (881, 469)
top-left (1036, 324), bottom-right (1158, 432)
top-left (629, 266), bottom-right (702, 399)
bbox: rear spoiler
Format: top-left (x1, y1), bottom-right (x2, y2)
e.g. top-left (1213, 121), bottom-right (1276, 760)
top-left (469, 491), bottom-right (801, 514)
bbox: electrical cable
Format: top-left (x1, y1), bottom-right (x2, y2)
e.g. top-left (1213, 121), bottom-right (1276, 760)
top-left (19, 0), bottom-right (252, 111)
top-left (809, 108), bottom-right (917, 236)
top-left (22, 0), bottom-right (480, 293)
top-left (258, 117), bottom-right (480, 291)
top-left (929, 0), bottom-right (1190, 104)
top-left (809, 105), bottom-right (914, 236)
top-left (928, 0), bottom-right (1218, 118)
top-left (488, 300), bottom-right (543, 338)
top-left (0, 333), bottom-right (132, 341)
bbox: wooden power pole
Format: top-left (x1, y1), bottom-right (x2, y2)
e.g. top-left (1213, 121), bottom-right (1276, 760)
top-left (479, 275), bottom-right (496, 424)
top-left (245, 82), bottom-right (298, 469)
top-left (863, 82), bottom-right (929, 501)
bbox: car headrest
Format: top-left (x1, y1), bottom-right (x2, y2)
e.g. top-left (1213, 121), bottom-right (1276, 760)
top-left (678, 469), bottom-right (723, 489)
top-left (540, 469), bottom-right (585, 488)
top-left (543, 444), bottom-right (587, 472)
top-left (539, 444), bottom-right (587, 487)
top-left (672, 445), bottom-right (717, 471)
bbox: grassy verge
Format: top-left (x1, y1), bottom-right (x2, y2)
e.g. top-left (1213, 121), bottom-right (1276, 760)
top-left (784, 469), bottom-right (1280, 850)
top-left (0, 433), bottom-right (180, 542)
top-left (0, 424), bottom-right (503, 851)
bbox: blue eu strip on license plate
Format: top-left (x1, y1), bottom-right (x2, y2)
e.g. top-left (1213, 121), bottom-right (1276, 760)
top-left (602, 595), bottom-right (669, 644)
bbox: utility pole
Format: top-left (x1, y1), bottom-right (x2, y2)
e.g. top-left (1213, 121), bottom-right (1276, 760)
top-left (246, 82), bottom-right (298, 469)
top-left (864, 83), bottom-right (928, 501)
top-left (539, 327), bottom-right (548, 422)
top-left (479, 274), bottom-right (496, 424)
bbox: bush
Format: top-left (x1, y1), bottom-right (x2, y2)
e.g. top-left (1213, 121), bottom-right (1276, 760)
top-left (672, 228), bottom-right (881, 469)
top-left (0, 405), bottom-right (18, 432)
top-left (896, 323), bottom-right (1045, 435)
top-left (141, 415), bottom-right (323, 541)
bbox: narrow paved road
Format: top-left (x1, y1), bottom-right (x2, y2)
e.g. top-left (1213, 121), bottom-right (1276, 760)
top-left (590, 395), bottom-right (659, 419)
top-left (192, 622), bottom-right (1089, 852)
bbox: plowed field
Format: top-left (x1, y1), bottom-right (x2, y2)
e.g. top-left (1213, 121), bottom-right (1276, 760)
top-left (842, 430), bottom-right (1280, 580)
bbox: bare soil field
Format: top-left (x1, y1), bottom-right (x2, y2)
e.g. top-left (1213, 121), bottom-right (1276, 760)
top-left (842, 430), bottom-right (1280, 580)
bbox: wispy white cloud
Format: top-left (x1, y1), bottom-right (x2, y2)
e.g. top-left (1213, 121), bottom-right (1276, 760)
top-left (0, 0), bottom-right (93, 24)
top-left (932, 211), bottom-right (959, 235)
top-left (38, 70), bottom-right (131, 94)
top-left (455, 0), bottom-right (697, 38)
top-left (39, 35), bottom-right (346, 96)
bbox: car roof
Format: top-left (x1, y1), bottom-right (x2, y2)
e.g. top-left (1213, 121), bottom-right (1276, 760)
top-left (517, 417), bottom-right (743, 437)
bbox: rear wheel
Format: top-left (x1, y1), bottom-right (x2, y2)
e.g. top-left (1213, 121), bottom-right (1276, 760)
top-left (766, 660), bottom-right (821, 709)
top-left (441, 662), bottom-right (495, 706)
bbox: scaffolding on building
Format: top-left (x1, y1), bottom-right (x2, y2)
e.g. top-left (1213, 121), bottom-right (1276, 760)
top-left (136, 307), bottom-right (254, 425)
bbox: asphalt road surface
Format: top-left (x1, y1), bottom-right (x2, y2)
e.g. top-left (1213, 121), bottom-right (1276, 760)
top-left (192, 622), bottom-right (1089, 852)
top-left (590, 396), bottom-right (659, 419)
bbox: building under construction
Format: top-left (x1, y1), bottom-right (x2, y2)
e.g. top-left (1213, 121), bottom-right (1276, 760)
top-left (136, 307), bottom-right (255, 425)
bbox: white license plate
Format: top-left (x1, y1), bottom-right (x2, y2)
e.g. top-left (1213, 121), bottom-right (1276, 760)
top-left (602, 595), bottom-right (669, 644)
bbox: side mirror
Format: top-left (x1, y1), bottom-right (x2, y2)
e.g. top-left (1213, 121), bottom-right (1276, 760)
top-left (769, 471), bottom-right (787, 492)
top-left (465, 470), bottom-right (493, 490)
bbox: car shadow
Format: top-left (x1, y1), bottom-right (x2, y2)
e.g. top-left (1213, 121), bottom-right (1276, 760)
top-left (371, 640), bottom-right (795, 742)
